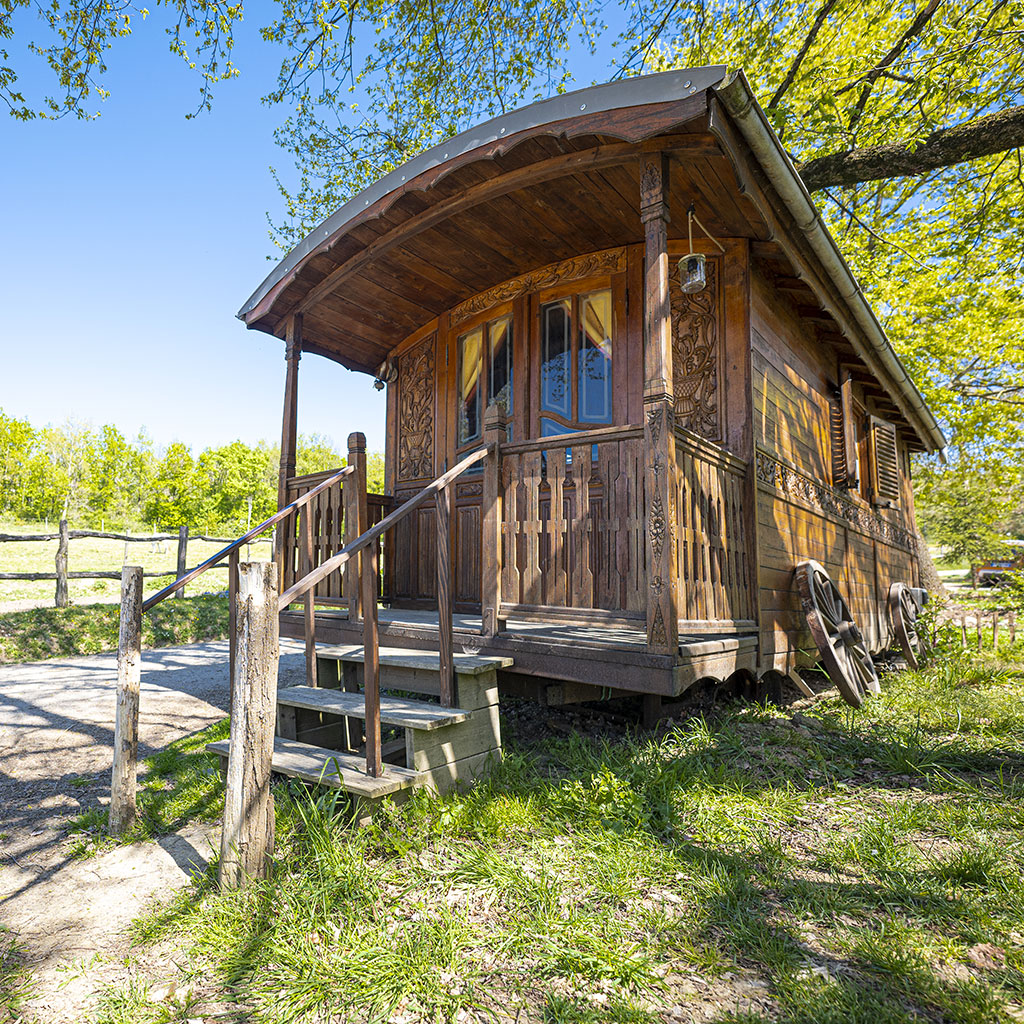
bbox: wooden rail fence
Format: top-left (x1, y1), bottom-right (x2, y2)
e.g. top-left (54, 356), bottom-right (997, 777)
top-left (0, 521), bottom-right (271, 606)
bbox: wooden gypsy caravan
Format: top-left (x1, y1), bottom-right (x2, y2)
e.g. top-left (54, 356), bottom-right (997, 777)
top-left (205, 66), bottom-right (945, 800)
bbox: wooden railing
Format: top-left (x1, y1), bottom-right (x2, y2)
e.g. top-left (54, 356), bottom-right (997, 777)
top-left (491, 421), bottom-right (647, 621)
top-left (282, 468), bottom-right (393, 608)
top-left (279, 444), bottom-right (492, 779)
top-left (675, 427), bottom-right (755, 624)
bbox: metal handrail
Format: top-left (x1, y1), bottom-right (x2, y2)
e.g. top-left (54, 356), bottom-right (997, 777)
top-left (277, 445), bottom-right (491, 610)
top-left (141, 464), bottom-right (354, 612)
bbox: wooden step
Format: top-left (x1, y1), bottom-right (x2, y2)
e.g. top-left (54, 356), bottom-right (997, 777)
top-left (206, 737), bottom-right (421, 799)
top-left (277, 685), bottom-right (470, 730)
top-left (315, 644), bottom-right (513, 676)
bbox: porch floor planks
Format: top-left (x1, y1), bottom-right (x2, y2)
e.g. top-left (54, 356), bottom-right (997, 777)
top-left (283, 606), bottom-right (757, 661)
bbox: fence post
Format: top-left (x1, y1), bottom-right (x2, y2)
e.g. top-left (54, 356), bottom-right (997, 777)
top-left (993, 610), bottom-right (999, 649)
top-left (220, 561), bottom-right (278, 890)
top-left (1010, 610), bottom-right (1017, 645)
top-left (960, 615), bottom-right (967, 648)
top-left (175, 525), bottom-right (189, 597)
top-left (345, 432), bottom-right (367, 621)
top-left (481, 404), bottom-right (507, 637)
top-left (55, 518), bottom-right (69, 608)
top-left (976, 615), bottom-right (983, 652)
top-left (110, 566), bottom-right (143, 834)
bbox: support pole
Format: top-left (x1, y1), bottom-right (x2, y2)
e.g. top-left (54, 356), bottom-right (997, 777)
top-left (55, 518), bottom-right (69, 608)
top-left (345, 432), bottom-right (367, 621)
top-left (639, 150), bottom-right (679, 656)
top-left (228, 549), bottom-right (239, 703)
top-left (110, 566), bottom-right (143, 834)
top-left (481, 405), bottom-right (507, 637)
top-left (276, 315), bottom-right (302, 584)
top-left (436, 483), bottom-right (453, 706)
top-left (220, 561), bottom-right (278, 890)
top-left (362, 543), bottom-right (382, 778)
top-left (175, 525), bottom-right (188, 598)
top-left (302, 506), bottom-right (318, 687)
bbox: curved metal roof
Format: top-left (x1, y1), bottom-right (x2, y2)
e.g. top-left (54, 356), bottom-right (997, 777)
top-left (237, 66), bottom-right (728, 321)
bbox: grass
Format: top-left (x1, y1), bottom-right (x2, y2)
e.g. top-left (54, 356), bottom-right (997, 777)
top-left (1, 925), bottom-right (33, 1020)
top-left (0, 518), bottom-right (271, 607)
top-left (0, 594), bottom-right (230, 663)
top-left (117, 635), bottom-right (1024, 1024)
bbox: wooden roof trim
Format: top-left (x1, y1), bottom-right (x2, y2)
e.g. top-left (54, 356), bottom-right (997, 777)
top-left (259, 135), bottom-right (718, 330)
top-left (239, 72), bottom-right (727, 328)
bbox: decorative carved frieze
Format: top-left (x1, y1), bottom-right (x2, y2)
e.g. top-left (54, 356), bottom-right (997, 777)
top-left (397, 335), bottom-right (435, 481)
top-left (450, 249), bottom-right (627, 326)
top-left (671, 256), bottom-right (720, 441)
top-left (755, 450), bottom-right (916, 551)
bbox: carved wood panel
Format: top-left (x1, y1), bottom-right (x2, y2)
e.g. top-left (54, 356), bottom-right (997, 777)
top-left (397, 334), bottom-right (435, 482)
top-left (671, 257), bottom-right (721, 441)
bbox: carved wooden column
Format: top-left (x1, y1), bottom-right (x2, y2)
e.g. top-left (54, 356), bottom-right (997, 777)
top-left (640, 151), bottom-right (680, 655)
top-left (481, 403), bottom-right (508, 637)
top-left (276, 314), bottom-right (302, 583)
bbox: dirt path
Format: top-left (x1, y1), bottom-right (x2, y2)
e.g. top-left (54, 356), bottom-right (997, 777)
top-left (0, 639), bottom-right (305, 1021)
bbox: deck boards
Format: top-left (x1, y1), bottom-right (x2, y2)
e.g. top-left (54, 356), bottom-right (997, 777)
top-left (276, 685), bottom-right (471, 729)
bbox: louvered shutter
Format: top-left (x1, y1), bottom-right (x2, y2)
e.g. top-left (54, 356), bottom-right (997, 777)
top-left (840, 377), bottom-right (860, 489)
top-left (868, 415), bottom-right (900, 505)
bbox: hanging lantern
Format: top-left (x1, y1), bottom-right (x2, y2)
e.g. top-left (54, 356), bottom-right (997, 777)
top-left (679, 252), bottom-right (707, 294)
top-left (678, 203), bottom-right (725, 294)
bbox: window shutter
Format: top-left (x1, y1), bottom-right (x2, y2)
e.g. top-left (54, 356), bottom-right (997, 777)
top-left (828, 393), bottom-right (848, 488)
top-left (840, 377), bottom-right (860, 490)
top-left (868, 415), bottom-right (900, 504)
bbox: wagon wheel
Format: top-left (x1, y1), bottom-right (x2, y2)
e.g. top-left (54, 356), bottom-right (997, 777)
top-left (794, 560), bottom-right (880, 708)
top-left (888, 582), bottom-right (925, 669)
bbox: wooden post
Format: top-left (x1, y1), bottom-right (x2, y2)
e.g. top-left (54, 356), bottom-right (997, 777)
top-left (976, 614), bottom-right (983, 652)
top-left (345, 432), bottom-right (368, 621)
top-left (219, 561), bottom-right (278, 890)
top-left (276, 315), bottom-right (302, 582)
top-left (109, 566), bottom-right (143, 834)
top-left (362, 543), bottom-right (382, 778)
top-left (961, 615), bottom-right (967, 648)
top-left (482, 405), bottom-right (507, 637)
top-left (302, 506), bottom-right (318, 687)
top-left (228, 549), bottom-right (239, 704)
top-left (639, 150), bottom-right (679, 656)
top-left (993, 610), bottom-right (999, 649)
top-left (175, 525), bottom-right (188, 598)
top-left (436, 483), bottom-right (454, 706)
top-left (55, 518), bottom-right (69, 608)
top-left (1010, 610), bottom-right (1016, 644)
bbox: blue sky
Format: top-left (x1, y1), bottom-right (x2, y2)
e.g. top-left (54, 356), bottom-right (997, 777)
top-left (0, 11), bottom-right (388, 452)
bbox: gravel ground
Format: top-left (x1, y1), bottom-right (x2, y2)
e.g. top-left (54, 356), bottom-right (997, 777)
top-left (0, 638), bottom-right (306, 1021)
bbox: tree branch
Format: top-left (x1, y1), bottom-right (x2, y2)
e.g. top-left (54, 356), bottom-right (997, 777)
top-left (768, 0), bottom-right (840, 111)
top-left (798, 104), bottom-right (1024, 190)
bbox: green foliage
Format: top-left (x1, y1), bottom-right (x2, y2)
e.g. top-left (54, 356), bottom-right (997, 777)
top-left (0, 594), bottom-right (229, 662)
top-left (916, 464), bottom-right (1017, 565)
top-left (0, 409), bottom-right (383, 534)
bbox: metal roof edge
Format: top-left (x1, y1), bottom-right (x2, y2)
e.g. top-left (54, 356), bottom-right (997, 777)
top-left (713, 70), bottom-right (947, 454)
top-left (237, 66), bottom-right (728, 322)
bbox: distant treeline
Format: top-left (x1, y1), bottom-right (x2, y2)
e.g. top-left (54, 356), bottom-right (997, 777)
top-left (0, 409), bottom-right (384, 533)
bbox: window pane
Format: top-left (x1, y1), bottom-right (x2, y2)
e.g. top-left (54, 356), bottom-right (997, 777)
top-left (578, 290), bottom-right (612, 424)
top-left (541, 300), bottom-right (571, 418)
top-left (457, 326), bottom-right (483, 446)
top-left (488, 315), bottom-right (513, 416)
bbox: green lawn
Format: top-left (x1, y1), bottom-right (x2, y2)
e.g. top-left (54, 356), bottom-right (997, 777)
top-left (102, 631), bottom-right (1024, 1024)
top-left (0, 595), bottom-right (230, 663)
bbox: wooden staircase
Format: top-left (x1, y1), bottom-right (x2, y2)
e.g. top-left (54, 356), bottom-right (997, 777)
top-left (208, 645), bottom-right (511, 808)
